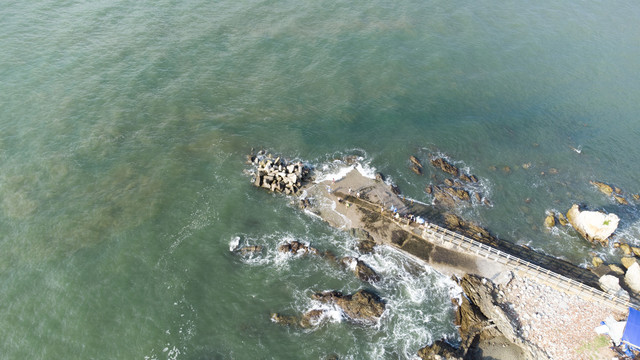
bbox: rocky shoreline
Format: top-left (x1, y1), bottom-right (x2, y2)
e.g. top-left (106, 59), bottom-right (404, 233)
top-left (245, 152), bottom-right (634, 359)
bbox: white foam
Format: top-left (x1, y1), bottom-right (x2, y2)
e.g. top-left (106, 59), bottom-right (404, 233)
top-left (228, 236), bottom-right (240, 251)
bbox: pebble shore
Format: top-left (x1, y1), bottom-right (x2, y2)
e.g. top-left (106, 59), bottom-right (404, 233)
top-left (501, 273), bottom-right (625, 359)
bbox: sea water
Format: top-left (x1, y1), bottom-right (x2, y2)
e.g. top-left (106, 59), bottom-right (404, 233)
top-left (2, 0), bottom-right (640, 358)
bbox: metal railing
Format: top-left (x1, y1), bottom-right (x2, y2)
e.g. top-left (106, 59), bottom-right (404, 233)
top-left (343, 193), bottom-right (636, 312)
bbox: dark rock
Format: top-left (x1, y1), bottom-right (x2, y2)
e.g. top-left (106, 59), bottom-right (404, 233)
top-left (459, 174), bottom-right (471, 183)
top-left (411, 165), bottom-right (423, 175)
top-left (357, 239), bottom-right (376, 254)
top-left (354, 259), bottom-right (380, 283)
top-left (375, 172), bottom-right (385, 182)
top-left (312, 289), bottom-right (385, 324)
top-left (474, 192), bottom-right (482, 203)
top-left (430, 157), bottom-right (459, 177)
top-left (469, 175), bottom-right (478, 183)
top-left (633, 194), bottom-right (640, 201)
top-left (444, 179), bottom-right (454, 187)
top-left (278, 241), bottom-right (319, 256)
top-left (418, 340), bottom-right (462, 360)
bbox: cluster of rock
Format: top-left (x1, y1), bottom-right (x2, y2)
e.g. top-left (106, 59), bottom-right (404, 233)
top-left (248, 151), bottom-right (310, 195)
top-left (270, 289), bottom-right (386, 328)
top-left (269, 240), bottom-right (385, 328)
top-left (412, 155), bottom-right (489, 207)
top-left (418, 274), bottom-right (549, 360)
top-left (544, 204), bottom-right (620, 247)
top-left (593, 243), bottom-right (640, 297)
top-left (591, 180), bottom-right (640, 205)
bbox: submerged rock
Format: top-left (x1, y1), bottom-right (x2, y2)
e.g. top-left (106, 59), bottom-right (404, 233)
top-left (270, 309), bottom-right (326, 328)
top-left (312, 289), bottom-right (385, 324)
top-left (565, 204), bottom-right (619, 246)
top-left (238, 245), bottom-right (263, 255)
top-left (590, 180), bottom-right (614, 196)
top-left (410, 155), bottom-right (423, 168)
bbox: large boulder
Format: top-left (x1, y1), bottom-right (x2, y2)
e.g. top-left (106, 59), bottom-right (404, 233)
top-left (599, 274), bottom-right (621, 294)
top-left (565, 204), bottom-right (619, 246)
top-left (625, 262), bottom-right (640, 294)
top-left (312, 290), bottom-right (385, 324)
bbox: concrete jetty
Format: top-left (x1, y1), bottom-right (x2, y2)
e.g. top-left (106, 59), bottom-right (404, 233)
top-left (303, 168), bottom-right (638, 313)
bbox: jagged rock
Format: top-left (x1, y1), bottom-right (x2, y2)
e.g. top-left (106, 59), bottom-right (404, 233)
top-left (442, 187), bottom-right (470, 202)
top-left (609, 264), bottom-right (626, 276)
top-left (599, 274), bottom-right (622, 294)
top-left (632, 247), bottom-right (640, 258)
top-left (592, 256), bottom-right (604, 268)
top-left (410, 155), bottom-right (423, 168)
top-left (312, 290), bottom-right (385, 324)
top-left (565, 204), bottom-right (619, 246)
top-left (454, 275), bottom-right (549, 360)
top-left (633, 194), bottom-right (640, 201)
top-left (614, 186), bottom-right (623, 195)
top-left (417, 340), bottom-right (462, 360)
top-left (469, 175), bottom-right (478, 183)
top-left (375, 172), bottom-right (385, 182)
top-left (614, 195), bottom-right (629, 205)
top-left (444, 179), bottom-right (454, 186)
top-left (430, 157), bottom-right (459, 177)
top-left (278, 241), bottom-right (319, 255)
top-left (270, 313), bottom-right (299, 327)
top-left (341, 257), bottom-right (380, 283)
top-left (425, 185), bottom-right (433, 194)
top-left (622, 257), bottom-right (638, 270)
top-left (357, 240), bottom-right (376, 254)
top-left (411, 165), bottom-right (423, 175)
top-left (626, 262), bottom-right (640, 294)
top-left (474, 192), bottom-right (481, 202)
top-left (349, 228), bottom-right (376, 253)
top-left (544, 215), bottom-right (556, 228)
top-left (459, 174), bottom-right (471, 183)
top-left (271, 310), bottom-right (325, 328)
top-left (590, 181), bottom-right (614, 196)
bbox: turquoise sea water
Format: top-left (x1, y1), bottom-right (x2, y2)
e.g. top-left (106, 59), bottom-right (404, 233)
top-left (2, 1), bottom-right (640, 358)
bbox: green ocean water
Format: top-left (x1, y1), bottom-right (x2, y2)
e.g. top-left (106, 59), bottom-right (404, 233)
top-left (2, 1), bottom-right (640, 358)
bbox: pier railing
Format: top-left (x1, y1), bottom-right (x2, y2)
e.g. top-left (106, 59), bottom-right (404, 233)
top-left (343, 193), bottom-right (637, 313)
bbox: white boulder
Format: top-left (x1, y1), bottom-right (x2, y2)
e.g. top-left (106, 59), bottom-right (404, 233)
top-left (566, 204), bottom-right (619, 246)
top-left (599, 275), bottom-right (622, 294)
top-left (625, 262), bottom-right (640, 294)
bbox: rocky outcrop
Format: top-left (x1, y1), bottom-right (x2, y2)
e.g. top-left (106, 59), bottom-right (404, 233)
top-left (565, 204), bottom-right (619, 246)
top-left (238, 245), bottom-right (263, 255)
top-left (249, 151), bottom-right (310, 195)
top-left (270, 309), bottom-right (325, 328)
top-left (341, 257), bottom-right (380, 283)
top-left (349, 228), bottom-right (377, 254)
top-left (430, 157), bottom-right (459, 177)
top-left (417, 340), bottom-right (462, 360)
top-left (312, 289), bottom-right (385, 324)
top-left (420, 275), bottom-right (549, 360)
top-left (544, 214), bottom-right (555, 228)
top-left (278, 241), bottom-right (320, 256)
